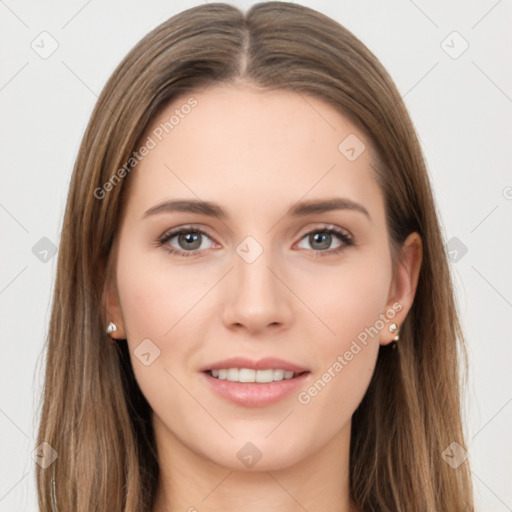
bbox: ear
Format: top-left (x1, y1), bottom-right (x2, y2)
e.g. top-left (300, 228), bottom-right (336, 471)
top-left (103, 280), bottom-right (127, 339)
top-left (101, 246), bottom-right (127, 340)
top-left (380, 232), bottom-right (423, 346)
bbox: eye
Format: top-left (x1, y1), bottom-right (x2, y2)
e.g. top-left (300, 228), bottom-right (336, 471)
top-left (156, 224), bottom-right (354, 258)
top-left (296, 225), bottom-right (353, 256)
top-left (157, 226), bottom-right (216, 257)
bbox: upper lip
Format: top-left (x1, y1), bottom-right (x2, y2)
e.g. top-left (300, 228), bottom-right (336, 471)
top-left (199, 357), bottom-right (309, 373)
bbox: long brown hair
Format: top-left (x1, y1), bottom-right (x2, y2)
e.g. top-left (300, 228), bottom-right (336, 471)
top-left (35, 2), bottom-right (474, 510)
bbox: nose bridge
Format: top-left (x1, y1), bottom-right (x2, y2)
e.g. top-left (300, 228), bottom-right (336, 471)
top-left (222, 237), bottom-right (292, 331)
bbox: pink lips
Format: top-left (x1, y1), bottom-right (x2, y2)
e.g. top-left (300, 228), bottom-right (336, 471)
top-left (199, 357), bottom-right (310, 408)
top-left (199, 356), bottom-right (309, 373)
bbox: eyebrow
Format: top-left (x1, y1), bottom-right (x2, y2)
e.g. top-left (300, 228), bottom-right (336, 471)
top-left (142, 197), bottom-right (371, 221)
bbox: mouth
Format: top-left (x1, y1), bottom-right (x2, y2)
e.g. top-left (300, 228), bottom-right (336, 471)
top-left (199, 357), bottom-right (311, 407)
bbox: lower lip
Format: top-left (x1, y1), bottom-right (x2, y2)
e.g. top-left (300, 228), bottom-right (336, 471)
top-left (201, 371), bottom-right (310, 408)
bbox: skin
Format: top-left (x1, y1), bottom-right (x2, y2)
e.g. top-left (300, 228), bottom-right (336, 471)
top-left (105, 82), bottom-right (422, 512)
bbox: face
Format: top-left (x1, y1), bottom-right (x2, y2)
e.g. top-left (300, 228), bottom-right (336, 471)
top-left (106, 84), bottom-right (416, 472)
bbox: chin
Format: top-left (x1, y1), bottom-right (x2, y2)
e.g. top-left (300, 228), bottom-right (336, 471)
top-left (198, 435), bottom-right (315, 473)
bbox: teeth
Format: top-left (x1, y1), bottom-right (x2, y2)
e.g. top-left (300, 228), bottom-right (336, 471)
top-left (227, 368), bottom-right (238, 381)
top-left (209, 368), bottom-right (299, 383)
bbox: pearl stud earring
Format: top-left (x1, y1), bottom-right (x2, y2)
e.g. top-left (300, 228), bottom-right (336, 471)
top-left (106, 321), bottom-right (117, 335)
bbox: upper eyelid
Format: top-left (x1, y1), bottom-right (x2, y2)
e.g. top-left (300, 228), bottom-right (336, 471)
top-left (297, 223), bottom-right (352, 239)
top-left (158, 224), bottom-right (216, 243)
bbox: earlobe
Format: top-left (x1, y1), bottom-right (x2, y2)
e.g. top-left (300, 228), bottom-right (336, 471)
top-left (380, 232), bottom-right (423, 346)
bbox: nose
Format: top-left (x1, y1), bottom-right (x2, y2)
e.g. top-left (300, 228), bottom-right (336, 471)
top-left (222, 247), bottom-right (294, 334)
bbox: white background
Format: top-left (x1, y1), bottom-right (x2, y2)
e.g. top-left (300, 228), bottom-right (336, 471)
top-left (0, 1), bottom-right (511, 510)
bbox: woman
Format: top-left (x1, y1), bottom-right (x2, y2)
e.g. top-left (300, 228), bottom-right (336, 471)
top-left (35, 2), bottom-right (475, 511)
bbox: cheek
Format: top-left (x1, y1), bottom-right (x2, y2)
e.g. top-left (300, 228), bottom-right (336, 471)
top-left (293, 249), bottom-right (392, 347)
top-left (116, 244), bottom-right (212, 343)
top-left (292, 249), bottom-right (391, 406)
top-left (115, 245), bottom-right (219, 393)
top-left (295, 342), bottom-right (377, 455)
top-left (114, 250), bottom-right (205, 418)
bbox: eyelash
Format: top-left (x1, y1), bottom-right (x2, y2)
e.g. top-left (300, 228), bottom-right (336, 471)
top-left (156, 224), bottom-right (354, 258)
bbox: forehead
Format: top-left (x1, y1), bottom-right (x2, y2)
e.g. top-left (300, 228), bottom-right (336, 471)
top-left (125, 84), bottom-right (383, 222)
